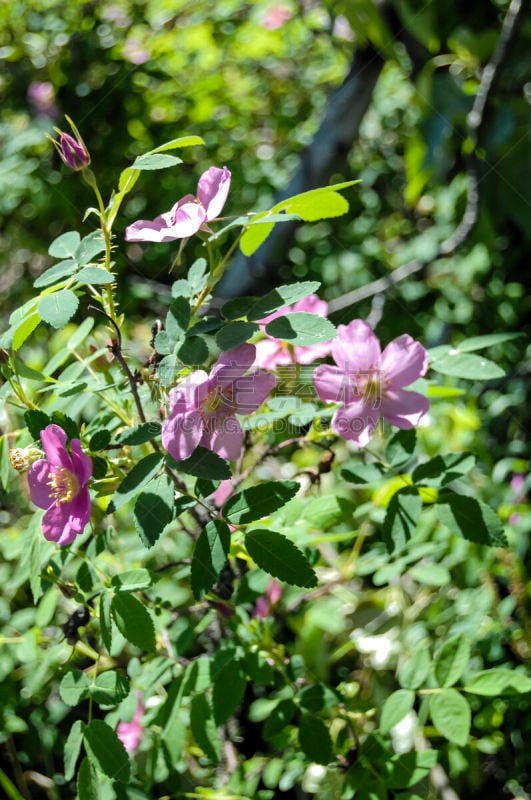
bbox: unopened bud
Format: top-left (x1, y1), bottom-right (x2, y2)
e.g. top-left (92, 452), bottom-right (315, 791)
top-left (9, 446), bottom-right (43, 473)
top-left (57, 131), bottom-right (90, 170)
top-left (48, 116), bottom-right (91, 171)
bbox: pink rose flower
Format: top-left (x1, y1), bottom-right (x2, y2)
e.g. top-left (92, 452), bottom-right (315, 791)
top-left (27, 81), bottom-right (59, 119)
top-left (262, 5), bottom-right (292, 29)
top-left (125, 166), bottom-right (231, 242)
top-left (254, 578), bottom-right (283, 618)
top-left (313, 320), bottom-right (429, 446)
top-left (117, 694), bottom-right (144, 753)
top-left (27, 424), bottom-right (92, 545)
top-left (212, 478), bottom-right (236, 507)
top-left (162, 343), bottom-right (277, 462)
top-left (254, 294), bottom-right (332, 370)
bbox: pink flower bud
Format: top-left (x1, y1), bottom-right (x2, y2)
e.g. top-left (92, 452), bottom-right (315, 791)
top-left (48, 117), bottom-right (91, 172)
top-left (57, 132), bottom-right (90, 171)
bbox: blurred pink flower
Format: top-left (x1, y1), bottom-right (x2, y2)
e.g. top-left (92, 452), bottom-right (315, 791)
top-left (255, 578), bottom-right (283, 618)
top-left (125, 166), bottom-right (231, 242)
top-left (117, 694), bottom-right (144, 753)
top-left (212, 479), bottom-right (235, 507)
top-left (123, 37), bottom-right (150, 65)
top-left (263, 5), bottom-right (292, 29)
top-left (27, 424), bottom-right (92, 545)
top-left (510, 473), bottom-right (525, 497)
top-left (254, 294), bottom-right (332, 369)
top-left (509, 472), bottom-right (527, 525)
top-left (101, 4), bottom-right (132, 27)
top-left (27, 81), bottom-right (58, 119)
top-left (313, 320), bottom-right (429, 446)
top-left (162, 344), bottom-right (277, 462)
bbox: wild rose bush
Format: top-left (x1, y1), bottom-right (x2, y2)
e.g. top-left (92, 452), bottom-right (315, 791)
top-left (0, 121), bottom-right (529, 800)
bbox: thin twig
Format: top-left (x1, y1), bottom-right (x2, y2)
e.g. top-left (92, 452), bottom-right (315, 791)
top-left (328, 0), bottom-right (525, 316)
top-left (88, 304), bottom-right (146, 423)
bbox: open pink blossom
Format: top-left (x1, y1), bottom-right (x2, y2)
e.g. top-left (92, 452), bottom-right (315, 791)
top-left (27, 424), bottom-right (92, 545)
top-left (254, 294), bottom-right (333, 370)
top-left (125, 166), bottom-right (231, 243)
top-left (117, 693), bottom-right (144, 753)
top-left (162, 343), bottom-right (277, 462)
top-left (313, 320), bottom-right (429, 446)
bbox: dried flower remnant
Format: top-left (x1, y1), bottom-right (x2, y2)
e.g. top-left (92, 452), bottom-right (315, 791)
top-left (9, 446), bottom-right (43, 473)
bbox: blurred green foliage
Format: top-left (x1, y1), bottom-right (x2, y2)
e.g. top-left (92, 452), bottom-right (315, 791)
top-left (0, 0), bottom-right (530, 798)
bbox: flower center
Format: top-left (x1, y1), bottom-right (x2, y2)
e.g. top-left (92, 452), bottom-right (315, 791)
top-left (199, 385), bottom-right (236, 430)
top-left (202, 387), bottom-right (225, 415)
top-left (47, 466), bottom-right (80, 504)
top-left (351, 369), bottom-right (385, 405)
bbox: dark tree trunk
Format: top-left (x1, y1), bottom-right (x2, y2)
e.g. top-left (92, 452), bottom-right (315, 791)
top-left (216, 43), bottom-right (385, 297)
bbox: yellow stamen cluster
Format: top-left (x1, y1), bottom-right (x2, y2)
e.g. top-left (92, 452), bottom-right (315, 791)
top-left (201, 385), bottom-right (235, 416)
top-left (352, 370), bottom-right (384, 404)
top-left (47, 466), bottom-right (80, 504)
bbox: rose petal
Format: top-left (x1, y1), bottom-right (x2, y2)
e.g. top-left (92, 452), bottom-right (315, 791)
top-left (168, 370), bottom-right (209, 411)
top-left (212, 343), bottom-right (257, 377)
top-left (200, 416), bottom-right (243, 461)
top-left (381, 334), bottom-right (428, 388)
top-left (70, 440), bottom-right (93, 487)
top-left (197, 166), bottom-right (231, 220)
top-left (125, 214), bottom-right (173, 243)
top-left (162, 409), bottom-right (203, 461)
top-left (331, 320), bottom-right (381, 372)
top-left (295, 340), bottom-right (332, 365)
top-left (40, 424), bottom-right (72, 470)
top-left (380, 388), bottom-right (429, 428)
top-left (166, 200), bottom-right (206, 238)
top-left (313, 364), bottom-right (354, 404)
top-left (257, 306), bottom-right (287, 326)
top-left (293, 295), bottom-right (328, 316)
top-left (212, 478), bottom-right (235, 506)
top-left (67, 487), bottom-right (92, 532)
top-left (253, 339), bottom-right (291, 369)
top-left (234, 371), bottom-right (277, 414)
top-left (42, 503), bottom-right (78, 545)
top-left (332, 401), bottom-right (380, 447)
top-left (28, 460), bottom-right (53, 509)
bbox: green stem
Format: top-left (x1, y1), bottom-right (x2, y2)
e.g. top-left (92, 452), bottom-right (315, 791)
top-left (191, 232), bottom-right (243, 317)
top-left (7, 370), bottom-right (38, 410)
top-left (83, 170), bottom-right (118, 323)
